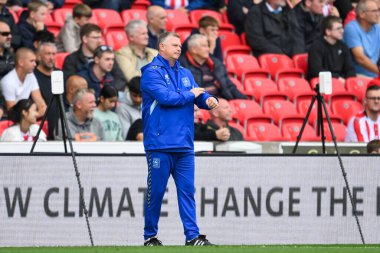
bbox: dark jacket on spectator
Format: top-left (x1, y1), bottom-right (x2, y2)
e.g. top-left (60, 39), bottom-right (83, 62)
top-left (206, 120), bottom-right (244, 141)
top-left (7, 0), bottom-right (64, 8)
top-left (0, 48), bottom-right (14, 79)
top-left (17, 10), bottom-right (47, 50)
top-left (62, 45), bottom-right (127, 92)
top-left (0, 6), bottom-right (21, 49)
top-left (179, 53), bottom-right (247, 100)
top-left (194, 122), bottom-right (218, 141)
top-left (293, 2), bottom-right (323, 50)
top-left (77, 62), bottom-right (116, 101)
top-left (244, 1), bottom-right (305, 57)
top-left (227, 0), bottom-right (254, 35)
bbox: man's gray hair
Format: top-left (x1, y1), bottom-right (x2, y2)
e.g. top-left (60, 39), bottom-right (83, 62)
top-left (356, 0), bottom-right (375, 16)
top-left (72, 88), bottom-right (94, 109)
top-left (125, 19), bottom-right (147, 37)
top-left (187, 34), bottom-right (207, 50)
top-left (157, 32), bottom-right (180, 49)
top-left (37, 42), bottom-right (57, 54)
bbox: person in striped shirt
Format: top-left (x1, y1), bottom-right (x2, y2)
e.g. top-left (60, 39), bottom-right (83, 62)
top-left (345, 81), bottom-right (380, 142)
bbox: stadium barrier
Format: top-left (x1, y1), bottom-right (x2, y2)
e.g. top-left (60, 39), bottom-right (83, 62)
top-left (0, 154), bottom-right (379, 246)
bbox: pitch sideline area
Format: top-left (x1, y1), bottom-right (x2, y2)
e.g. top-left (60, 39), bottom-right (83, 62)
top-left (0, 245), bottom-right (379, 253)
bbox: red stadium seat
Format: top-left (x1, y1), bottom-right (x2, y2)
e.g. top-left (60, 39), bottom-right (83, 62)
top-left (331, 100), bottom-right (363, 125)
top-left (292, 53), bottom-right (308, 74)
top-left (223, 45), bottom-right (251, 60)
top-left (323, 122), bottom-right (347, 142)
top-left (195, 109), bottom-right (211, 124)
top-left (62, 0), bottom-right (81, 9)
top-left (258, 54), bottom-right (304, 81)
top-left (263, 100), bottom-right (301, 125)
top-left (55, 52), bottom-right (70, 69)
top-left (277, 77), bottom-right (314, 102)
top-left (345, 77), bottom-right (370, 102)
top-left (240, 32), bottom-right (247, 45)
top-left (218, 31), bottom-right (242, 52)
top-left (228, 122), bottom-right (248, 140)
top-left (310, 77), bottom-right (358, 104)
top-left (189, 9), bottom-right (223, 25)
top-left (165, 9), bottom-right (191, 31)
top-left (9, 9), bottom-right (18, 23)
top-left (282, 122), bottom-right (319, 141)
top-left (244, 77), bottom-right (287, 106)
top-left (131, 0), bottom-right (151, 10)
top-left (53, 8), bottom-right (73, 26)
top-left (247, 122), bottom-right (289, 141)
top-left (229, 77), bottom-right (246, 95)
top-left (229, 99), bottom-right (268, 128)
top-left (46, 23), bottom-right (62, 38)
top-left (0, 120), bottom-right (12, 137)
top-left (121, 9), bottom-right (147, 25)
top-left (105, 30), bottom-right (129, 51)
top-left (225, 54), bottom-right (270, 81)
top-left (93, 9), bottom-right (124, 32)
top-left (297, 99), bottom-right (342, 126)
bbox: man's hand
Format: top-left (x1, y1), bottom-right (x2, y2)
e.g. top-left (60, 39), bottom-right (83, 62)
top-left (215, 127), bottom-right (230, 141)
top-left (190, 87), bottom-right (205, 98)
top-left (206, 97), bottom-right (218, 109)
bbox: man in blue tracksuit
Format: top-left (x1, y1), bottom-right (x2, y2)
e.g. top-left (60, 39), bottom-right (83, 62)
top-left (141, 32), bottom-right (218, 246)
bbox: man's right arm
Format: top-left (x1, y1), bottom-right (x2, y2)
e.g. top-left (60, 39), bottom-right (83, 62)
top-left (351, 46), bottom-right (379, 74)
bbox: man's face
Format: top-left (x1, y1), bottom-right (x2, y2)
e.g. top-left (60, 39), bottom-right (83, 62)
top-left (83, 31), bottom-right (102, 53)
top-left (38, 44), bottom-right (57, 70)
top-left (363, 1), bottom-right (380, 25)
top-left (160, 35), bottom-right (182, 61)
top-left (192, 37), bottom-right (210, 60)
top-left (149, 9), bottom-right (167, 30)
top-left (365, 89), bottom-right (380, 113)
top-left (76, 16), bottom-right (91, 27)
top-left (21, 52), bottom-right (37, 73)
top-left (130, 91), bottom-right (142, 106)
top-left (308, 0), bottom-right (326, 15)
top-left (31, 6), bottom-right (48, 23)
top-left (0, 22), bottom-right (11, 49)
top-left (215, 99), bottom-right (232, 122)
top-left (200, 25), bottom-right (219, 39)
top-left (129, 26), bottom-right (149, 46)
top-left (78, 93), bottom-right (96, 118)
top-left (327, 21), bottom-right (344, 40)
top-left (96, 52), bottom-right (114, 73)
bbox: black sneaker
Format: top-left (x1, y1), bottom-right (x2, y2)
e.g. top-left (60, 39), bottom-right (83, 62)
top-left (144, 236), bottom-right (163, 246)
top-left (185, 235), bottom-right (214, 246)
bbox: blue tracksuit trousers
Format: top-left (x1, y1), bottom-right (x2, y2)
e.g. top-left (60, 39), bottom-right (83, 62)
top-left (144, 150), bottom-right (200, 241)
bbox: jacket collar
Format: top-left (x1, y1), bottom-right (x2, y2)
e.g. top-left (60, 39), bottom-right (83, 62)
top-left (86, 62), bottom-right (114, 84)
top-left (185, 52), bottom-right (214, 71)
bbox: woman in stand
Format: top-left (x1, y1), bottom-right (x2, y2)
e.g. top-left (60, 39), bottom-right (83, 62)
top-left (0, 99), bottom-right (46, 141)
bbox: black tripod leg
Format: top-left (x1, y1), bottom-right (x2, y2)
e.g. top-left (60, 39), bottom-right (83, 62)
top-left (293, 95), bottom-right (317, 154)
top-left (320, 98), bottom-right (366, 244)
top-left (57, 95), bottom-right (68, 153)
top-left (57, 95), bottom-right (94, 246)
top-left (317, 96), bottom-right (326, 154)
top-left (31, 95), bottom-right (54, 153)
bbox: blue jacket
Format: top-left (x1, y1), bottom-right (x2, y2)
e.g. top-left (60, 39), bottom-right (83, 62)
top-left (141, 54), bottom-right (214, 151)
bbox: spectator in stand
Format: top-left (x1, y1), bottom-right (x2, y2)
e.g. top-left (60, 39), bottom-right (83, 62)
top-left (33, 30), bottom-right (54, 50)
top-left (294, 0), bottom-right (326, 50)
top-left (307, 16), bottom-right (356, 81)
top-left (82, 0), bottom-right (133, 11)
top-left (194, 105), bottom-right (230, 141)
top-left (0, 98), bottom-right (46, 141)
top-left (182, 16), bottom-right (223, 62)
top-left (227, 0), bottom-right (255, 35)
top-left (150, 0), bottom-right (225, 13)
top-left (0, 0), bottom-right (21, 49)
top-left (56, 88), bottom-right (105, 141)
top-left (244, 0), bottom-right (306, 57)
top-left (0, 21), bottom-right (13, 119)
top-left (126, 118), bottom-right (143, 141)
top-left (206, 98), bottom-right (244, 141)
top-left (116, 20), bottom-right (158, 82)
top-left (78, 45), bottom-right (117, 101)
top-left (64, 75), bottom-right (88, 111)
top-left (7, 0), bottom-right (64, 11)
top-left (367, 138), bottom-right (380, 153)
top-left (17, 0), bottom-right (48, 50)
top-left (56, 4), bottom-right (92, 53)
top-left (179, 34), bottom-right (247, 100)
top-left (1, 47), bottom-right (46, 117)
top-left (146, 5), bottom-right (167, 50)
top-left (34, 42), bottom-right (59, 139)
top-left (93, 85), bottom-right (123, 141)
top-left (116, 76), bottom-right (142, 140)
top-left (343, 0), bottom-right (380, 78)
top-left (63, 23), bottom-right (127, 92)
top-left (345, 81), bottom-right (380, 142)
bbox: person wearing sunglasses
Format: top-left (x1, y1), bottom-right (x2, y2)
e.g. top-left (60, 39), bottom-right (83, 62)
top-left (78, 45), bottom-right (116, 101)
top-left (346, 80), bottom-right (380, 142)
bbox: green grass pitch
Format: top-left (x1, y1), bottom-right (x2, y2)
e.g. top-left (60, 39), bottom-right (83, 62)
top-left (0, 245), bottom-right (379, 253)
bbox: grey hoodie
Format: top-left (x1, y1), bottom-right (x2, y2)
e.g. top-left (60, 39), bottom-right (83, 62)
top-left (116, 91), bottom-right (142, 139)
